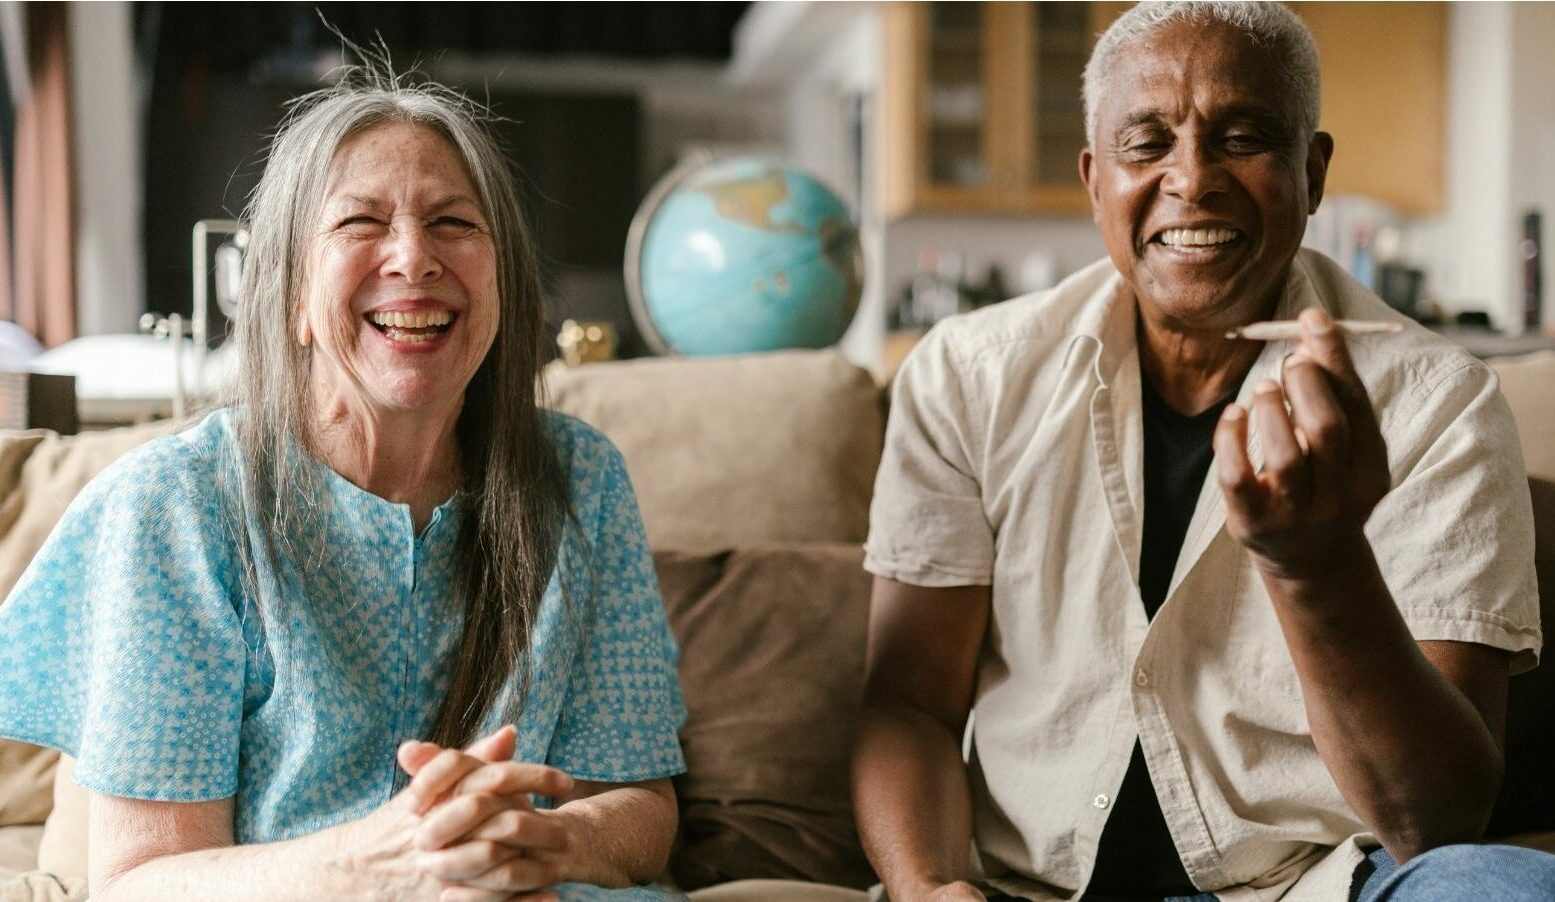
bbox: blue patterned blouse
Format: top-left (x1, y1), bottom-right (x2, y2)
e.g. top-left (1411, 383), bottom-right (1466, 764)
top-left (0, 409), bottom-right (686, 900)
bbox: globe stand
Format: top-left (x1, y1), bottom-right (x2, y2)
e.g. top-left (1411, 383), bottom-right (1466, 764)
top-left (623, 150), bottom-right (716, 357)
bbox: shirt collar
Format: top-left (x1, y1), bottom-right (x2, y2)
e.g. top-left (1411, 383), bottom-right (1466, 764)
top-left (1065, 248), bottom-right (1338, 396)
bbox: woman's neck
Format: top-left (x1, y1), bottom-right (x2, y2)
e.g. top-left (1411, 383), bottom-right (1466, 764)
top-left (309, 391), bottom-right (465, 533)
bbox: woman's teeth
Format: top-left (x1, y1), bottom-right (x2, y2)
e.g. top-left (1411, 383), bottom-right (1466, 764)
top-left (1159, 227), bottom-right (1239, 247)
top-left (367, 310), bottom-right (453, 329)
top-left (366, 310), bottom-right (454, 343)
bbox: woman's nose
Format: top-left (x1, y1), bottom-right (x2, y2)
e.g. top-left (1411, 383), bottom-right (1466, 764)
top-left (380, 222), bottom-right (442, 283)
top-left (1161, 143), bottom-right (1228, 204)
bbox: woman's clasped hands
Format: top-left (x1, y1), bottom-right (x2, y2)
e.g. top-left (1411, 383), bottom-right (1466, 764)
top-left (392, 724), bottom-right (578, 902)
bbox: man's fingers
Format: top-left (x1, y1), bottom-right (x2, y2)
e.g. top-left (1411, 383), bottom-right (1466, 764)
top-left (455, 762), bottom-right (574, 800)
top-left (465, 724), bottom-right (518, 764)
top-left (1281, 356), bottom-right (1349, 489)
top-left (1215, 403), bottom-right (1261, 520)
top-left (1250, 380), bottom-right (1309, 505)
top-left (1297, 309), bottom-right (1372, 413)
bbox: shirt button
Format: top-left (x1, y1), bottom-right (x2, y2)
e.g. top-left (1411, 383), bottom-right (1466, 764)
top-left (1093, 794), bottom-right (1110, 809)
top-left (1135, 669), bottom-right (1150, 687)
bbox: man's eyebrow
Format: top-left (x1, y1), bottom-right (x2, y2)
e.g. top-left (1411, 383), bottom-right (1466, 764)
top-left (1218, 104), bottom-right (1297, 131)
top-left (1113, 109), bottom-right (1168, 136)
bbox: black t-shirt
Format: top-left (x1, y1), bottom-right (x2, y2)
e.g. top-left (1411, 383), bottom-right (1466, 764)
top-left (1085, 373), bottom-right (1237, 900)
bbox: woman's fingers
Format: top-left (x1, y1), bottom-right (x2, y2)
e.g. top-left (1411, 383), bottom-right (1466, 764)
top-left (398, 739), bottom-right (442, 777)
top-left (438, 886), bottom-right (558, 902)
top-left (463, 808), bottom-right (571, 852)
top-left (417, 793), bottom-right (521, 850)
top-left (416, 794), bottom-right (570, 855)
top-left (437, 887), bottom-right (515, 902)
top-left (419, 840), bottom-right (564, 887)
top-left (464, 724), bottom-right (518, 764)
top-left (455, 762), bottom-right (574, 800)
top-left (402, 749), bottom-right (490, 815)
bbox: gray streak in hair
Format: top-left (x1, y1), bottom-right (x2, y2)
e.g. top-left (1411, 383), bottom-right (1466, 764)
top-left (1082, 1), bottom-right (1321, 144)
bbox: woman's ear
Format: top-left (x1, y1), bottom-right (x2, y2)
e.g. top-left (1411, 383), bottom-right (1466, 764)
top-left (293, 299), bottom-right (313, 348)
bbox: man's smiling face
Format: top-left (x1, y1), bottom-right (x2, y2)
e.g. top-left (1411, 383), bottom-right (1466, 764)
top-left (1081, 20), bottom-right (1332, 331)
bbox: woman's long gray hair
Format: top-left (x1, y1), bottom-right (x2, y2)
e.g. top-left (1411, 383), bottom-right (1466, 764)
top-left (225, 62), bottom-right (569, 748)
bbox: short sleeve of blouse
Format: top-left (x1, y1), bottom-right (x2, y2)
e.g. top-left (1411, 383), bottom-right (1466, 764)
top-left (865, 323), bottom-right (996, 586)
top-left (0, 426), bottom-right (246, 801)
top-left (547, 422), bottom-right (686, 782)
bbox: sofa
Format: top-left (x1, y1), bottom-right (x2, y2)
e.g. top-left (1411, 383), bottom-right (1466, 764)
top-left (0, 347), bottom-right (1551, 901)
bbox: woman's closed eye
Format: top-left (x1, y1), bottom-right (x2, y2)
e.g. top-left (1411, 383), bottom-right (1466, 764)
top-left (336, 215), bottom-right (386, 234)
top-left (430, 216), bottom-right (481, 234)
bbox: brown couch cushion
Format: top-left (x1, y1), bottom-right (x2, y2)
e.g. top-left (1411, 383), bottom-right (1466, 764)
top-left (547, 351), bottom-right (883, 553)
top-left (0, 421), bottom-right (175, 828)
top-left (656, 544), bottom-right (876, 890)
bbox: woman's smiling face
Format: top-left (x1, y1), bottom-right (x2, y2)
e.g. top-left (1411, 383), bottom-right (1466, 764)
top-left (1080, 20), bottom-right (1331, 331)
top-left (301, 121), bottom-right (499, 416)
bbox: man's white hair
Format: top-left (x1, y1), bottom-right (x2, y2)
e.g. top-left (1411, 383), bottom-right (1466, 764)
top-left (1082, 1), bottom-right (1321, 144)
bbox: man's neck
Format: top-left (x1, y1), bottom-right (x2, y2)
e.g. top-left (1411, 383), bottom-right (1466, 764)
top-left (1136, 313), bottom-right (1262, 416)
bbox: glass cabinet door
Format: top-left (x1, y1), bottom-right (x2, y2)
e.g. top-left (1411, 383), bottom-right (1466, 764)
top-left (923, 2), bottom-right (991, 193)
top-left (1028, 2), bottom-right (1091, 191)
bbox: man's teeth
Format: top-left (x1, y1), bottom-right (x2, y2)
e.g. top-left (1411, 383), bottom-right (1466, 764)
top-left (367, 310), bottom-right (453, 329)
top-left (1159, 228), bottom-right (1239, 247)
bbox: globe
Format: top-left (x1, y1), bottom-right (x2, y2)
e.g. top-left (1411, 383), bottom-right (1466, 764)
top-left (624, 156), bottom-right (864, 356)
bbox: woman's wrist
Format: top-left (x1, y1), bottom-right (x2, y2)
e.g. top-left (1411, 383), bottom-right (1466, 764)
top-left (333, 800), bottom-right (433, 900)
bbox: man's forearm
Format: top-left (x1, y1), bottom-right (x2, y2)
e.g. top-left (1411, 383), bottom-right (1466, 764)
top-left (1261, 548), bottom-right (1504, 860)
top-left (853, 702), bottom-right (977, 898)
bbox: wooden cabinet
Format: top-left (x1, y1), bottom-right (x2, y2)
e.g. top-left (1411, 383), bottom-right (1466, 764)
top-left (1290, 2), bottom-right (1447, 215)
top-left (881, 1), bottom-right (1447, 218)
top-left (881, 1), bottom-right (1127, 219)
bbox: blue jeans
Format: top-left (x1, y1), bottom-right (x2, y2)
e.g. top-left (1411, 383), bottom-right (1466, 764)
top-left (1349, 843), bottom-right (1555, 902)
top-left (1087, 843), bottom-right (1555, 902)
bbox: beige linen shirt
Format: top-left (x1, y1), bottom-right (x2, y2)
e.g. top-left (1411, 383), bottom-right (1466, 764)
top-left (864, 249), bottom-right (1542, 901)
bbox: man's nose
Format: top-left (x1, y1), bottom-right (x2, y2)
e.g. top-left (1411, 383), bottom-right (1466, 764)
top-left (1160, 142), bottom-right (1228, 204)
top-left (381, 222), bottom-right (442, 283)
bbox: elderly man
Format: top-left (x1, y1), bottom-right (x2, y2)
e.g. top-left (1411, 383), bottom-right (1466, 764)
top-left (853, 3), bottom-right (1555, 901)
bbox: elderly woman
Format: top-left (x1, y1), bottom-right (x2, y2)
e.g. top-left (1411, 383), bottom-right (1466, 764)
top-left (0, 70), bottom-right (684, 901)
top-left (853, 3), bottom-right (1555, 901)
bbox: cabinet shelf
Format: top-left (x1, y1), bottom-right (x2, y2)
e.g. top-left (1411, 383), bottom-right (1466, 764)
top-left (882, 1), bottom-right (1127, 218)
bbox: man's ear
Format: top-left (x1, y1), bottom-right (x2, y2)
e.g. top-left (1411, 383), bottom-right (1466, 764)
top-left (1079, 147), bottom-right (1101, 223)
top-left (1306, 131), bottom-right (1334, 215)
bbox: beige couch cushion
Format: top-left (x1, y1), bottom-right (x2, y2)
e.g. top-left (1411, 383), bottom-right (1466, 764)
top-left (0, 826), bottom-right (41, 881)
top-left (33, 758), bottom-right (83, 882)
top-left (0, 823), bottom-right (83, 902)
top-left (0, 422), bottom-right (176, 828)
top-left (545, 351), bottom-right (883, 552)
